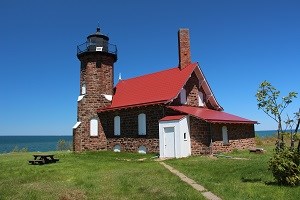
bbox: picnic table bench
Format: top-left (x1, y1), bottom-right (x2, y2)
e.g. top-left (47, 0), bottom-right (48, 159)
top-left (29, 154), bottom-right (59, 165)
top-left (249, 148), bottom-right (265, 153)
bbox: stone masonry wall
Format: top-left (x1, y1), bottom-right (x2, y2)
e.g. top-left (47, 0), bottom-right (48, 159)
top-left (210, 123), bottom-right (255, 153)
top-left (73, 53), bottom-right (115, 152)
top-left (99, 105), bottom-right (165, 153)
top-left (189, 117), bottom-right (256, 155)
top-left (189, 116), bottom-right (211, 155)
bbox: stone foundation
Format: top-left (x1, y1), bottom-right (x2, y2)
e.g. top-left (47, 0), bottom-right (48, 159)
top-left (107, 138), bottom-right (159, 153)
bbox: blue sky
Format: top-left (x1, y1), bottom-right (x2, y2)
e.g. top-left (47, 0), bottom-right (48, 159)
top-left (0, 0), bottom-right (299, 135)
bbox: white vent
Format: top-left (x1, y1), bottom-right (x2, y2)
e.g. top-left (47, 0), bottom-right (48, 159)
top-left (73, 122), bottom-right (81, 129)
top-left (96, 47), bottom-right (103, 51)
top-left (77, 95), bottom-right (85, 102)
top-left (101, 94), bottom-right (113, 101)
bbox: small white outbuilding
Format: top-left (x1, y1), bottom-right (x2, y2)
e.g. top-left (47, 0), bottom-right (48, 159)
top-left (159, 115), bottom-right (191, 158)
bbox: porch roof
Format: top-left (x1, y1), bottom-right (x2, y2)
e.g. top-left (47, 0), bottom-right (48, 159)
top-left (167, 106), bottom-right (257, 124)
top-left (160, 115), bottom-right (187, 121)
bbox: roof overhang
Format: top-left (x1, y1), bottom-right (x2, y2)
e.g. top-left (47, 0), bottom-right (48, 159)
top-left (168, 105), bottom-right (257, 124)
top-left (97, 100), bottom-right (168, 113)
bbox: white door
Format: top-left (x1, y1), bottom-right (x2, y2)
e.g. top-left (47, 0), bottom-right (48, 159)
top-left (164, 127), bottom-right (175, 157)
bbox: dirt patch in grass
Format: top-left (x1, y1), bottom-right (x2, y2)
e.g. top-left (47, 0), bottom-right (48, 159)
top-left (59, 189), bottom-right (87, 200)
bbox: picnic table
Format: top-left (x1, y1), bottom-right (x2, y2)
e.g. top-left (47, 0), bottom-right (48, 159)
top-left (29, 154), bottom-right (59, 165)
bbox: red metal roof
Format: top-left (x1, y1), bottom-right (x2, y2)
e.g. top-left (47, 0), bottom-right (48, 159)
top-left (98, 63), bottom-right (198, 112)
top-left (160, 115), bottom-right (187, 121)
top-left (168, 106), bottom-right (257, 124)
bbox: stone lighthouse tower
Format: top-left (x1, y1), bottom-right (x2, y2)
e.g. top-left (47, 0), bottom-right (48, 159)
top-left (73, 27), bottom-right (117, 152)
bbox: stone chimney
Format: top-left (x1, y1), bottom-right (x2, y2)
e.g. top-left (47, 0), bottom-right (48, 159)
top-left (178, 28), bottom-right (191, 70)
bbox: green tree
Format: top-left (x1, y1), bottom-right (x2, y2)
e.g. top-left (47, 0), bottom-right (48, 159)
top-left (255, 81), bottom-right (297, 147)
top-left (256, 81), bottom-right (300, 186)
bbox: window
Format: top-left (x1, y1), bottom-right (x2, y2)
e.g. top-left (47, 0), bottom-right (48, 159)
top-left (180, 88), bottom-right (187, 104)
top-left (90, 118), bottom-right (98, 136)
top-left (183, 132), bottom-right (187, 140)
top-left (138, 146), bottom-right (147, 154)
top-left (138, 113), bottom-right (146, 135)
top-left (222, 126), bottom-right (229, 144)
top-left (114, 116), bottom-right (120, 136)
top-left (81, 83), bottom-right (86, 95)
top-left (198, 91), bottom-right (204, 106)
top-left (113, 144), bottom-right (121, 152)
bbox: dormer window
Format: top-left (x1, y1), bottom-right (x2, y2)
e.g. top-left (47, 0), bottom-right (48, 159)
top-left (180, 88), bottom-right (187, 104)
top-left (198, 91), bottom-right (204, 107)
top-left (81, 83), bottom-right (86, 95)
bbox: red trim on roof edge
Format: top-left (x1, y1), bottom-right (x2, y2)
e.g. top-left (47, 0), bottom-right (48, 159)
top-left (160, 115), bottom-right (187, 121)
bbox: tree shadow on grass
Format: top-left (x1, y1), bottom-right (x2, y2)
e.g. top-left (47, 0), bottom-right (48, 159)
top-left (241, 177), bottom-right (262, 183)
top-left (241, 177), bottom-right (292, 187)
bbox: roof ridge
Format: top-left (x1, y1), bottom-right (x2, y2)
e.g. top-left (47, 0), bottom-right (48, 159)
top-left (117, 62), bottom-right (198, 83)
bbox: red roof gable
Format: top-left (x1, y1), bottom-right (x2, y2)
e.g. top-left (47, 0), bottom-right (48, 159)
top-left (98, 63), bottom-right (198, 112)
top-left (168, 105), bottom-right (257, 124)
top-left (160, 115), bottom-right (187, 121)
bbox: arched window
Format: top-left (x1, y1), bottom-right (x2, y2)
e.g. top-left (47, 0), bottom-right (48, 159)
top-left (114, 116), bottom-right (120, 136)
top-left (90, 118), bottom-right (98, 136)
top-left (222, 126), bottom-right (228, 144)
top-left (138, 146), bottom-right (147, 154)
top-left (81, 83), bottom-right (86, 95)
top-left (180, 88), bottom-right (187, 104)
top-left (198, 91), bottom-right (204, 106)
top-left (138, 113), bottom-right (146, 135)
top-left (113, 144), bottom-right (121, 152)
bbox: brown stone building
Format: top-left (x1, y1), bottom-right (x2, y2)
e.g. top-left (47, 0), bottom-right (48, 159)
top-left (73, 27), bottom-right (257, 158)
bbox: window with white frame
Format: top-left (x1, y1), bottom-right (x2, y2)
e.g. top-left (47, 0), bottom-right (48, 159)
top-left (222, 126), bottom-right (229, 144)
top-left (114, 116), bottom-right (120, 136)
top-left (138, 113), bottom-right (146, 135)
top-left (90, 118), bottom-right (98, 136)
top-left (81, 83), bottom-right (86, 95)
top-left (180, 88), bottom-right (187, 104)
top-left (198, 91), bottom-right (204, 106)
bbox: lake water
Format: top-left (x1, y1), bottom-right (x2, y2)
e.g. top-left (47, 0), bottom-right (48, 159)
top-left (0, 136), bottom-right (72, 154)
top-left (255, 130), bottom-right (277, 137)
top-left (0, 130), bottom-right (277, 153)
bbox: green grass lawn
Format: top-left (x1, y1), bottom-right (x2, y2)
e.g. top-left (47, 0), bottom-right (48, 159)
top-left (166, 143), bottom-right (300, 200)
top-left (1, 138), bottom-right (300, 200)
top-left (0, 151), bottom-right (204, 200)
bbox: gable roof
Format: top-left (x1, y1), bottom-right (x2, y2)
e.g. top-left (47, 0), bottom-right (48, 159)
top-left (168, 105), bottom-right (257, 124)
top-left (98, 62), bottom-right (222, 112)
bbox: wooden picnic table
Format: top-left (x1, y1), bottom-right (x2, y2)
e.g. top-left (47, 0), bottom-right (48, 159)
top-left (29, 154), bottom-right (59, 165)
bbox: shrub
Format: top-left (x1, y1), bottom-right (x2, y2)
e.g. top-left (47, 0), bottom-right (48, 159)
top-left (11, 145), bottom-right (19, 152)
top-left (11, 146), bottom-right (28, 153)
top-left (255, 135), bottom-right (263, 146)
top-left (269, 147), bottom-right (300, 186)
top-left (57, 139), bottom-right (72, 151)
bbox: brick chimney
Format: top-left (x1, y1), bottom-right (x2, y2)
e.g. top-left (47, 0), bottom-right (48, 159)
top-left (178, 28), bottom-right (191, 70)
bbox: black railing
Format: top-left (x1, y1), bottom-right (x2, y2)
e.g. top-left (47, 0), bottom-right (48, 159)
top-left (77, 41), bottom-right (118, 56)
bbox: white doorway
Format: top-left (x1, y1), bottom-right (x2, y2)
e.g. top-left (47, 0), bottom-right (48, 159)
top-left (159, 115), bottom-right (191, 158)
top-left (164, 127), bottom-right (175, 157)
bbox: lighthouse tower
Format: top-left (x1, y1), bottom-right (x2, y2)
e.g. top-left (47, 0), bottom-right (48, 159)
top-left (73, 27), bottom-right (117, 152)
